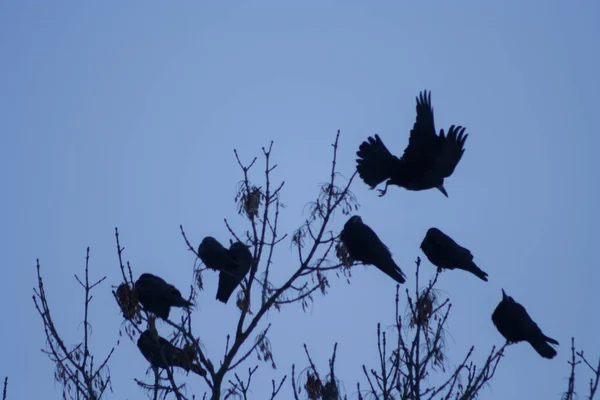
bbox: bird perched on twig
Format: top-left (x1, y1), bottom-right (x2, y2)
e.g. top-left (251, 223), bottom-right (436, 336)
top-left (356, 90), bottom-right (468, 198)
top-left (134, 273), bottom-right (192, 320)
top-left (198, 236), bottom-right (238, 272)
top-left (217, 240), bottom-right (252, 303)
top-left (420, 227), bottom-right (488, 281)
top-left (492, 289), bottom-right (559, 359)
top-left (137, 327), bottom-right (206, 376)
top-left (340, 215), bottom-right (406, 284)
top-left (198, 236), bottom-right (252, 303)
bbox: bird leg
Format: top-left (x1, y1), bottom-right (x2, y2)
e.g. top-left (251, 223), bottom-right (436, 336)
top-left (377, 181), bottom-right (390, 197)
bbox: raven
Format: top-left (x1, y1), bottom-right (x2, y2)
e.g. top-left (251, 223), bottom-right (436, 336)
top-left (137, 328), bottom-right (206, 376)
top-left (356, 90), bottom-right (468, 197)
top-left (340, 215), bottom-right (406, 284)
top-left (134, 273), bottom-right (192, 320)
top-left (198, 236), bottom-right (238, 272)
top-left (420, 227), bottom-right (488, 281)
top-left (492, 289), bottom-right (559, 359)
top-left (216, 240), bottom-right (253, 303)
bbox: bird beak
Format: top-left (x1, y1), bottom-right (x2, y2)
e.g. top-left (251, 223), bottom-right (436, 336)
top-left (501, 289), bottom-right (507, 299)
top-left (436, 184), bottom-right (448, 197)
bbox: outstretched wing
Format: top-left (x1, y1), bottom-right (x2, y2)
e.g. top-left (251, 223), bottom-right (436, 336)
top-left (401, 90), bottom-right (439, 163)
top-left (432, 125), bottom-right (468, 178)
top-left (356, 134), bottom-right (402, 188)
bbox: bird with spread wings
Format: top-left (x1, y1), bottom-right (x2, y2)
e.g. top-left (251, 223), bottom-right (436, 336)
top-left (356, 90), bottom-right (468, 198)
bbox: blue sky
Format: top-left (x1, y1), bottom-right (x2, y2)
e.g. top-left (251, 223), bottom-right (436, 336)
top-left (1, 1), bottom-right (599, 399)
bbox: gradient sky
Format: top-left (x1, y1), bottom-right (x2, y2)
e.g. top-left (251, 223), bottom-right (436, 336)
top-left (1, 1), bottom-right (599, 399)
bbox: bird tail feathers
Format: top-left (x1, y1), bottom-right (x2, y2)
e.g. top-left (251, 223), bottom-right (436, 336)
top-left (190, 363), bottom-right (207, 377)
top-left (466, 261), bottom-right (489, 282)
top-left (543, 334), bottom-right (559, 346)
top-left (378, 259), bottom-right (406, 284)
top-left (174, 298), bottom-right (193, 309)
top-left (530, 337), bottom-right (558, 359)
top-left (216, 274), bottom-right (240, 304)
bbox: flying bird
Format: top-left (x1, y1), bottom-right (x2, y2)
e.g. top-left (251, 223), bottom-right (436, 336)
top-left (356, 90), bottom-right (468, 197)
top-left (420, 227), bottom-right (488, 281)
top-left (340, 215), bottom-right (406, 284)
top-left (134, 273), bottom-right (192, 320)
top-left (137, 328), bottom-right (206, 376)
top-left (216, 240), bottom-right (253, 303)
top-left (492, 289), bottom-right (559, 359)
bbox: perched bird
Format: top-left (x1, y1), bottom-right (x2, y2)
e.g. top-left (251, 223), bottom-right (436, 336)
top-left (356, 90), bottom-right (468, 197)
top-left (492, 289), bottom-right (559, 359)
top-left (134, 273), bottom-right (192, 320)
top-left (137, 328), bottom-right (206, 376)
top-left (340, 215), bottom-right (406, 284)
top-left (198, 236), bottom-right (238, 272)
top-left (216, 240), bottom-right (253, 303)
top-left (420, 227), bottom-right (488, 281)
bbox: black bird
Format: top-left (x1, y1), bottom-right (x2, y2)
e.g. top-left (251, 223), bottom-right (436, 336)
top-left (356, 90), bottom-right (468, 197)
top-left (340, 215), bottom-right (406, 284)
top-left (492, 289), bottom-right (559, 359)
top-left (134, 273), bottom-right (192, 320)
top-left (198, 236), bottom-right (238, 272)
top-left (137, 328), bottom-right (206, 376)
top-left (420, 227), bottom-right (488, 281)
top-left (216, 240), bottom-right (253, 303)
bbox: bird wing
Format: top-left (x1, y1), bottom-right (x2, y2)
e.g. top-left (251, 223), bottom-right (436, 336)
top-left (356, 134), bottom-right (402, 188)
top-left (401, 91), bottom-right (439, 163)
top-left (228, 242), bottom-right (253, 276)
top-left (431, 125), bottom-right (468, 179)
top-left (512, 301), bottom-right (544, 337)
top-left (358, 222), bottom-right (392, 260)
top-left (434, 229), bottom-right (473, 260)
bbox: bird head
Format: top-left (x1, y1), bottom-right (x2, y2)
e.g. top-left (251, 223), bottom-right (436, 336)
top-left (436, 181), bottom-right (448, 197)
top-left (348, 215), bottom-right (362, 224)
top-left (421, 227), bottom-right (441, 250)
top-left (426, 227), bottom-right (442, 237)
top-left (198, 236), bottom-right (224, 255)
top-left (501, 289), bottom-right (513, 303)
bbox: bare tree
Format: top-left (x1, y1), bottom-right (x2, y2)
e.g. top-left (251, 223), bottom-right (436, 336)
top-left (32, 131), bottom-right (590, 400)
top-left (33, 248), bottom-right (114, 400)
top-left (112, 131), bottom-right (359, 399)
top-left (563, 338), bottom-right (599, 400)
top-left (291, 257), bottom-right (506, 400)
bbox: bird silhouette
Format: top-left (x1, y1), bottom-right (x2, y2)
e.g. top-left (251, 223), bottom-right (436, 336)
top-left (356, 90), bottom-right (468, 197)
top-left (198, 236), bottom-right (238, 272)
top-left (137, 327), bottom-right (206, 376)
top-left (216, 240), bottom-right (253, 303)
top-left (134, 273), bottom-right (192, 320)
top-left (340, 215), bottom-right (406, 284)
top-left (420, 227), bottom-right (488, 281)
top-left (492, 289), bottom-right (559, 359)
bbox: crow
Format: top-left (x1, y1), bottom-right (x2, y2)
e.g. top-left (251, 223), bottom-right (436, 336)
top-left (356, 90), bottom-right (468, 198)
top-left (134, 273), bottom-right (192, 320)
top-left (137, 328), bottom-right (206, 376)
top-left (216, 240), bottom-right (253, 303)
top-left (198, 236), bottom-right (238, 272)
top-left (492, 289), bottom-right (559, 359)
top-left (420, 227), bottom-right (488, 281)
top-left (340, 215), bottom-right (406, 284)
